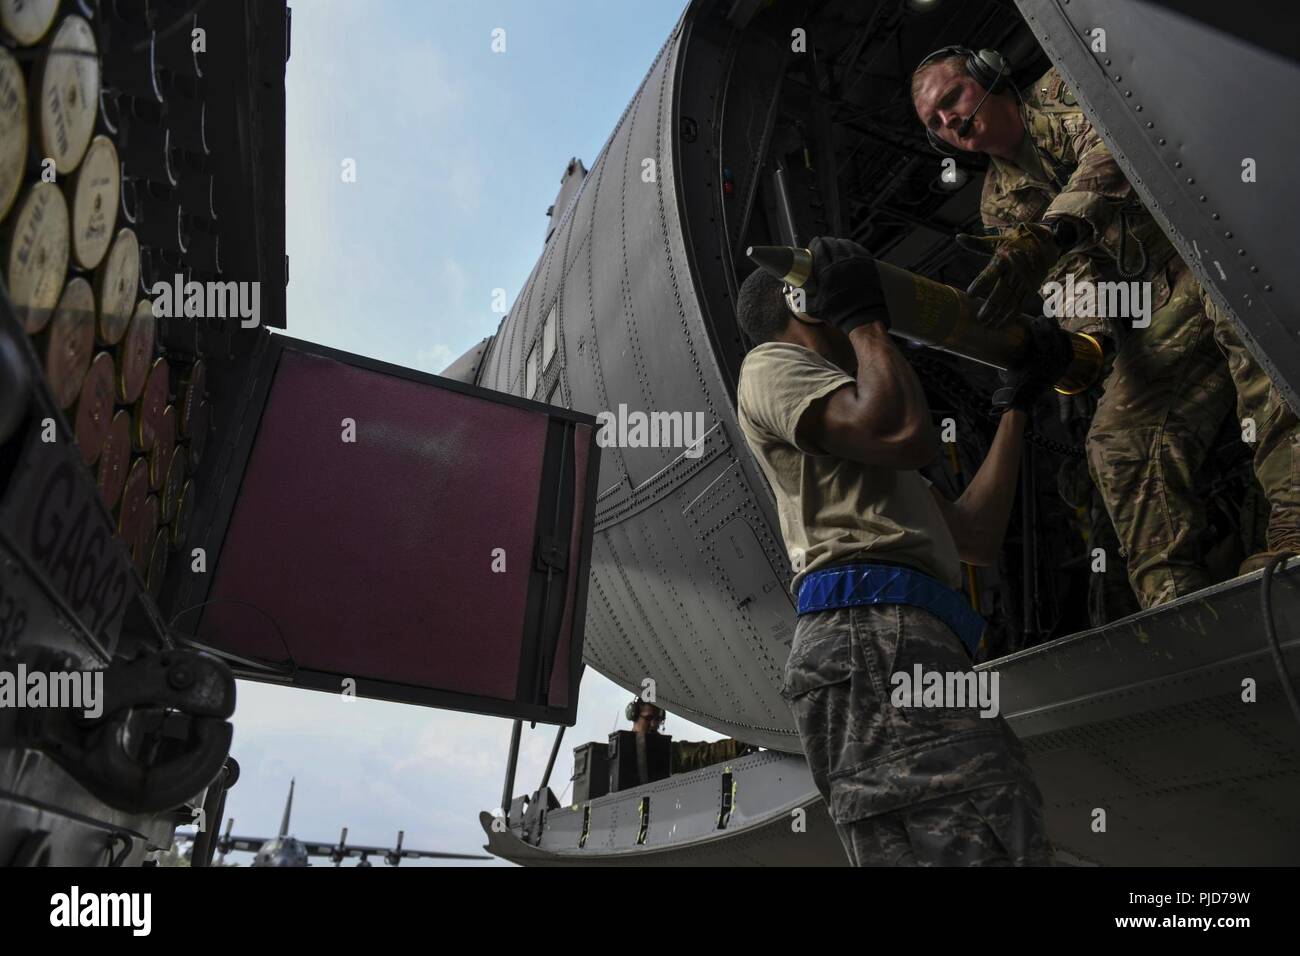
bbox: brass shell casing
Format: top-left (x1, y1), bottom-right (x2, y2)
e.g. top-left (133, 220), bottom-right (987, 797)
top-left (873, 259), bottom-right (1104, 395)
top-left (1054, 333), bottom-right (1105, 396)
top-left (97, 409), bottom-right (131, 510)
top-left (74, 350), bottom-right (115, 467)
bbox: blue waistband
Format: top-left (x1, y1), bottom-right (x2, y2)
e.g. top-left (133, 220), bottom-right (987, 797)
top-left (796, 562), bottom-right (985, 655)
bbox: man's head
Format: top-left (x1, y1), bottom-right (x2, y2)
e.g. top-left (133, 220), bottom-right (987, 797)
top-left (630, 700), bottom-right (665, 734)
top-left (735, 267), bottom-right (854, 368)
top-left (911, 48), bottom-right (1023, 160)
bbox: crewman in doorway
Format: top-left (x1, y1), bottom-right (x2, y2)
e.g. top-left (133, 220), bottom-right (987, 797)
top-left (627, 699), bottom-right (756, 773)
top-left (911, 47), bottom-right (1300, 606)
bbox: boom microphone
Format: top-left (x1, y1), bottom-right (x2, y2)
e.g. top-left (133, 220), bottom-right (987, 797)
top-left (956, 87), bottom-right (992, 138)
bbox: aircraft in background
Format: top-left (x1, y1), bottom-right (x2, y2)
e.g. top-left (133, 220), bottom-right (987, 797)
top-left (212, 780), bottom-right (490, 867)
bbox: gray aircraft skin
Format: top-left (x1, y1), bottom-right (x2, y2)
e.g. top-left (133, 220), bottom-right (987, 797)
top-left (214, 780), bottom-right (489, 867)
top-left (451, 0), bottom-right (1300, 865)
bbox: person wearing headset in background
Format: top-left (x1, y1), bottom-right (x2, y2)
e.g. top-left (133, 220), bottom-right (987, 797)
top-left (626, 699), bottom-right (757, 773)
top-left (911, 47), bottom-right (1300, 609)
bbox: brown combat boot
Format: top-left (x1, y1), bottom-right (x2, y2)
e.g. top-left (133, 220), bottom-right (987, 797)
top-left (1238, 551), bottom-right (1300, 576)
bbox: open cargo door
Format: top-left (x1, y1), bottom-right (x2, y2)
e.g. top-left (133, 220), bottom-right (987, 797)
top-left (169, 335), bottom-right (599, 725)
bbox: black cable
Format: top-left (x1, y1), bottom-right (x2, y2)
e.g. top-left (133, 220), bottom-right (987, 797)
top-left (169, 598), bottom-right (296, 676)
top-left (1259, 553), bottom-right (1300, 738)
top-left (1023, 429), bottom-right (1087, 460)
top-left (1116, 209), bottom-right (1148, 279)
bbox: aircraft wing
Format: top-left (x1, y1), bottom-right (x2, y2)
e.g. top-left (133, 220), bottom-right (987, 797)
top-left (219, 836), bottom-right (269, 854)
top-left (387, 847), bottom-right (492, 861)
top-left (300, 842), bottom-right (490, 861)
top-left (300, 841), bottom-right (338, 856)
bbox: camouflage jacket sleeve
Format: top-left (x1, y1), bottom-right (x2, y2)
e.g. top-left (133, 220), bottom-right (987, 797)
top-left (1037, 108), bottom-right (1135, 248)
top-left (978, 173), bottom-right (1017, 232)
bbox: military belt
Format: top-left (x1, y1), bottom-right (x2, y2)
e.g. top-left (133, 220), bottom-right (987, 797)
top-left (797, 561), bottom-right (986, 655)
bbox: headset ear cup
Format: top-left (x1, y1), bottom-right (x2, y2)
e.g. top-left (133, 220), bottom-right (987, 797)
top-left (966, 50), bottom-right (991, 91)
top-left (973, 49), bottom-right (1009, 94)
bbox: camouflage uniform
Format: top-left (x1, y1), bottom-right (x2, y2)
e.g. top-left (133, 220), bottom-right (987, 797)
top-left (781, 604), bottom-right (1053, 865)
top-left (671, 738), bottom-right (752, 774)
top-left (980, 69), bottom-right (1300, 607)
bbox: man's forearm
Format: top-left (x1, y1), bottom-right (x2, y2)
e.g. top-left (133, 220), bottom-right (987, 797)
top-left (949, 409), bottom-right (1027, 561)
top-left (847, 323), bottom-right (935, 447)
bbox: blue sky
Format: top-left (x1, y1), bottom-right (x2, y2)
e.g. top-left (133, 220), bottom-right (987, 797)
top-left (219, 0), bottom-right (726, 866)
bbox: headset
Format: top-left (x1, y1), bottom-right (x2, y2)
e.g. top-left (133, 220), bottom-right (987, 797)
top-left (913, 46), bottom-right (1012, 155)
top-left (625, 698), bottom-right (666, 728)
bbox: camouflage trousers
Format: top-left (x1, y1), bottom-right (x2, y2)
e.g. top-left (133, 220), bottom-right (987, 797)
top-left (780, 604), bottom-right (1053, 866)
top-left (1087, 254), bottom-right (1300, 607)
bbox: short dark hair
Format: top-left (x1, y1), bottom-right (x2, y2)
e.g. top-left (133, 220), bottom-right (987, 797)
top-left (736, 268), bottom-right (791, 345)
top-left (910, 53), bottom-right (968, 104)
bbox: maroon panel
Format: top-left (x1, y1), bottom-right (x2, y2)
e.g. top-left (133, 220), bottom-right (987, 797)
top-left (547, 422), bottom-right (591, 708)
top-left (199, 349), bottom-right (547, 701)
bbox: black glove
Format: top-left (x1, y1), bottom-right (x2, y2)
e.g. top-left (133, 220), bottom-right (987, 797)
top-left (955, 222), bottom-right (1061, 328)
top-left (992, 315), bottom-right (1076, 414)
top-left (804, 236), bottom-right (891, 334)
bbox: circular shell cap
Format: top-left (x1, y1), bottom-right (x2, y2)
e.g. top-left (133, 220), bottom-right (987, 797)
top-left (4, 182), bottom-right (70, 333)
top-left (74, 350), bottom-right (115, 467)
top-left (117, 456), bottom-right (149, 551)
top-left (150, 403), bottom-right (176, 491)
top-left (133, 356), bottom-right (170, 453)
top-left (67, 134), bottom-right (120, 270)
top-left (43, 276), bottom-right (95, 409)
top-left (0, 48), bottom-right (27, 221)
top-left (161, 445), bottom-right (185, 522)
top-left (116, 298), bottom-right (156, 404)
top-left (36, 15), bottom-right (100, 175)
top-left (95, 228), bottom-right (140, 344)
top-left (97, 409), bottom-right (131, 510)
top-left (0, 0), bottom-right (58, 46)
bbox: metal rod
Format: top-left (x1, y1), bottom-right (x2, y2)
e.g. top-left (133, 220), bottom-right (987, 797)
top-left (540, 723), bottom-right (566, 791)
top-left (730, 47), bottom-right (790, 270)
top-left (189, 765), bottom-right (228, 867)
top-left (1028, 432), bottom-right (1041, 634)
top-left (501, 719), bottom-right (523, 816)
top-left (771, 165), bottom-right (800, 248)
top-left (1020, 437), bottom-right (1037, 647)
